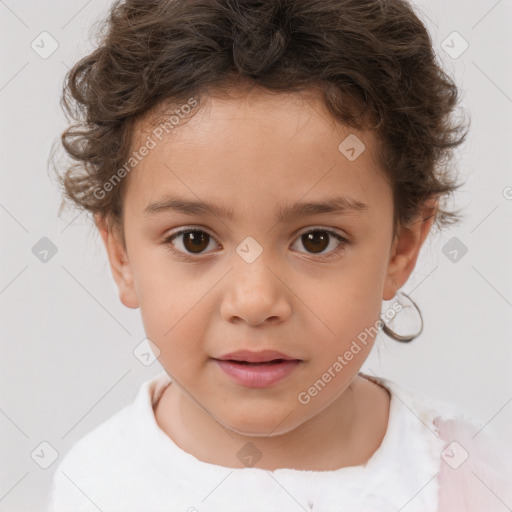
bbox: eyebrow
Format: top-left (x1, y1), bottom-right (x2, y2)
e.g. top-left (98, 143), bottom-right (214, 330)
top-left (144, 195), bottom-right (368, 222)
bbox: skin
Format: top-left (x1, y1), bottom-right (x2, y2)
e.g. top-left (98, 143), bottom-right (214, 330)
top-left (95, 85), bottom-right (437, 471)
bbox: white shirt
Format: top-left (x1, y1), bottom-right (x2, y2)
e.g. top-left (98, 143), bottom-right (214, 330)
top-left (46, 371), bottom-right (481, 512)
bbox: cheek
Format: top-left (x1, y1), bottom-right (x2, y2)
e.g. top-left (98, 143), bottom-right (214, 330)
top-left (295, 260), bottom-right (384, 343)
top-left (129, 252), bottom-right (211, 360)
top-left (140, 297), bottom-right (209, 381)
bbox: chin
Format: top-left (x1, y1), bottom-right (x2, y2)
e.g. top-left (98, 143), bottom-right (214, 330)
top-left (219, 409), bottom-right (302, 438)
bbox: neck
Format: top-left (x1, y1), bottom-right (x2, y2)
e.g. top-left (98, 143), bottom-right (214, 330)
top-left (155, 374), bottom-right (390, 471)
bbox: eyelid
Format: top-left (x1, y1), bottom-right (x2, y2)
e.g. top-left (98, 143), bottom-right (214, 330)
top-left (165, 225), bottom-right (348, 241)
top-left (165, 225), bottom-right (219, 242)
top-left (294, 225), bottom-right (347, 238)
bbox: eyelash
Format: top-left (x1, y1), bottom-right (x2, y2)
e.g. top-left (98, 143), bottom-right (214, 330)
top-left (162, 226), bottom-right (350, 261)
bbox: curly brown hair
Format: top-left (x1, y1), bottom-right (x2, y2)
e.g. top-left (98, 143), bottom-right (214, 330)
top-left (51, 0), bottom-right (469, 245)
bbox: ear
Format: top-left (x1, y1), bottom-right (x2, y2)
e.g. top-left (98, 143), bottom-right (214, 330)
top-left (95, 214), bottom-right (139, 309)
top-left (382, 197), bottom-right (438, 300)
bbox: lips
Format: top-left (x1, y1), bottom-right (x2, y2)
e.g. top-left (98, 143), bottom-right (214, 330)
top-left (212, 349), bottom-right (302, 387)
top-left (213, 358), bottom-right (301, 388)
top-left (214, 349), bottom-right (299, 364)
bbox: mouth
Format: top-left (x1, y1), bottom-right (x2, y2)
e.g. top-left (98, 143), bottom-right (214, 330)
top-left (212, 353), bottom-right (302, 388)
top-left (219, 358), bottom-right (292, 366)
top-left (214, 349), bottom-right (300, 364)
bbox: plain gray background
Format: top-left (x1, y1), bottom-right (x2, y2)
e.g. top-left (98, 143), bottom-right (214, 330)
top-left (1, 0), bottom-right (511, 510)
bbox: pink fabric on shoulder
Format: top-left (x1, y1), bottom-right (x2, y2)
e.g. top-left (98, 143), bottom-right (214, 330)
top-left (434, 415), bottom-right (512, 511)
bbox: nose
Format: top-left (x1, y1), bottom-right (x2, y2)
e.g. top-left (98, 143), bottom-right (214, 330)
top-left (220, 252), bottom-right (292, 326)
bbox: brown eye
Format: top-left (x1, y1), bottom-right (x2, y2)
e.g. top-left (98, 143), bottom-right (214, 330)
top-left (164, 229), bottom-right (218, 256)
top-left (301, 231), bottom-right (330, 254)
top-left (291, 229), bottom-right (349, 259)
top-left (183, 231), bottom-right (209, 253)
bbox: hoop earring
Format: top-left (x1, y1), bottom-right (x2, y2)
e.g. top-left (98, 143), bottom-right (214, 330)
top-left (380, 291), bottom-right (423, 343)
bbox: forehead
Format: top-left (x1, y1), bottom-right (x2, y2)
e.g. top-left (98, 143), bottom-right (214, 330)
top-left (124, 87), bottom-right (390, 221)
top-left (136, 86), bottom-right (375, 150)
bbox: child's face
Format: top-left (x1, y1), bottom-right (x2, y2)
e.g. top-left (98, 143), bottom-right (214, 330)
top-left (98, 86), bottom-right (433, 436)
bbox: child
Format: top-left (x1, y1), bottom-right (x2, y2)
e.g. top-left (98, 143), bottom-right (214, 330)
top-left (48, 0), bottom-right (511, 510)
